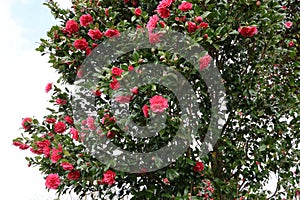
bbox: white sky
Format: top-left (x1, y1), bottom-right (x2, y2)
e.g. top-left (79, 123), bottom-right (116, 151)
top-left (0, 0), bottom-right (281, 199)
top-left (0, 0), bottom-right (73, 199)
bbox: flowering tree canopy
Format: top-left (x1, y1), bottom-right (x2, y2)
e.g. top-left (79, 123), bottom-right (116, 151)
top-left (13, 0), bottom-right (299, 199)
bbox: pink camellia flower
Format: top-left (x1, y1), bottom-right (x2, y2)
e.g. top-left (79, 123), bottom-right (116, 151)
top-left (104, 29), bottom-right (121, 38)
top-left (56, 98), bottom-right (67, 105)
top-left (111, 67), bottom-right (123, 76)
top-left (193, 161), bottom-right (204, 172)
top-left (88, 29), bottom-right (103, 40)
top-left (45, 174), bottom-right (61, 190)
top-left (87, 116), bottom-right (96, 130)
top-left (149, 95), bottom-right (168, 113)
top-left (110, 77), bottom-right (121, 90)
top-left (45, 83), bottom-right (52, 93)
top-left (65, 20), bottom-right (79, 34)
top-left (45, 117), bottom-right (56, 123)
top-left (77, 67), bottom-right (84, 78)
top-left (74, 38), bottom-right (89, 50)
top-left (157, 0), bottom-right (173, 9)
top-left (107, 131), bottom-right (115, 138)
top-left (67, 170), bottom-right (81, 180)
top-left (79, 14), bottom-right (93, 27)
top-left (101, 170), bottom-right (116, 185)
top-left (54, 122), bottom-right (66, 133)
top-left (149, 32), bottom-right (164, 44)
top-left (178, 1), bottom-right (193, 12)
top-left (157, 7), bottom-right (170, 18)
top-left (128, 65), bottom-right (134, 71)
top-left (238, 26), bottom-right (258, 37)
top-left (22, 117), bottom-right (32, 130)
top-left (70, 127), bottom-right (79, 141)
top-left (64, 115), bottom-right (74, 124)
top-left (187, 21), bottom-right (198, 33)
top-left (199, 54), bottom-right (211, 71)
top-left (60, 162), bottom-right (74, 171)
top-left (284, 21), bottom-right (292, 29)
top-left (146, 15), bottom-right (159, 32)
top-left (115, 95), bottom-right (132, 104)
top-left (135, 7), bottom-right (142, 16)
top-left (163, 178), bottom-right (170, 185)
top-left (281, 5), bottom-right (287, 10)
top-left (142, 105), bottom-right (149, 118)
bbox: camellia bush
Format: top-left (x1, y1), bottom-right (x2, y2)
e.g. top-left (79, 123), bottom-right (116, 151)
top-left (13, 0), bottom-right (299, 199)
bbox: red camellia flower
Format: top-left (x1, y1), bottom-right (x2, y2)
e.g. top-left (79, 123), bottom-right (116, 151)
top-left (74, 38), bottom-right (89, 50)
top-left (19, 144), bottom-right (30, 150)
top-left (199, 54), bottom-right (211, 71)
top-left (111, 67), bottom-right (123, 76)
top-left (70, 127), bottom-right (79, 141)
top-left (107, 131), bottom-right (115, 138)
top-left (194, 161), bottom-right (204, 172)
top-left (178, 1), bottom-right (193, 12)
top-left (54, 122), bottom-right (66, 133)
top-left (195, 16), bottom-right (203, 23)
top-left (104, 29), bottom-right (121, 38)
top-left (131, 87), bottom-right (139, 95)
top-left (79, 14), bottom-right (93, 27)
top-left (60, 162), bottom-right (74, 171)
top-left (45, 117), bottom-right (56, 123)
top-left (101, 170), bottom-right (116, 185)
top-left (187, 21), bottom-right (198, 33)
top-left (22, 117), bottom-right (32, 130)
top-left (65, 20), bottom-right (79, 34)
top-left (199, 22), bottom-right (209, 29)
top-left (288, 41), bottom-right (294, 47)
top-left (110, 77), bottom-right (121, 90)
top-left (128, 65), bottom-right (134, 71)
top-left (284, 21), bottom-right (292, 29)
top-left (12, 141), bottom-right (23, 147)
top-left (92, 89), bottom-right (102, 96)
top-left (51, 144), bottom-right (63, 163)
top-left (135, 7), bottom-right (142, 16)
top-left (88, 29), bottom-right (103, 40)
top-left (142, 105), bottom-right (149, 118)
top-left (157, 7), bottom-right (170, 18)
top-left (67, 170), bottom-right (81, 180)
top-left (45, 174), bottom-right (61, 190)
top-left (64, 115), bottom-right (74, 124)
top-left (45, 83), bottom-right (52, 93)
top-left (149, 95), bottom-right (168, 113)
top-left (238, 26), bottom-right (258, 37)
top-left (56, 98), bottom-right (67, 105)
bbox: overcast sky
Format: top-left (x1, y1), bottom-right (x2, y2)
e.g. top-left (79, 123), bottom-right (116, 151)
top-left (0, 0), bottom-right (73, 199)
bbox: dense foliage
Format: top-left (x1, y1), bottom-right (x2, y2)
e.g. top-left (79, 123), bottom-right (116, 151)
top-left (13, 0), bottom-right (299, 199)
